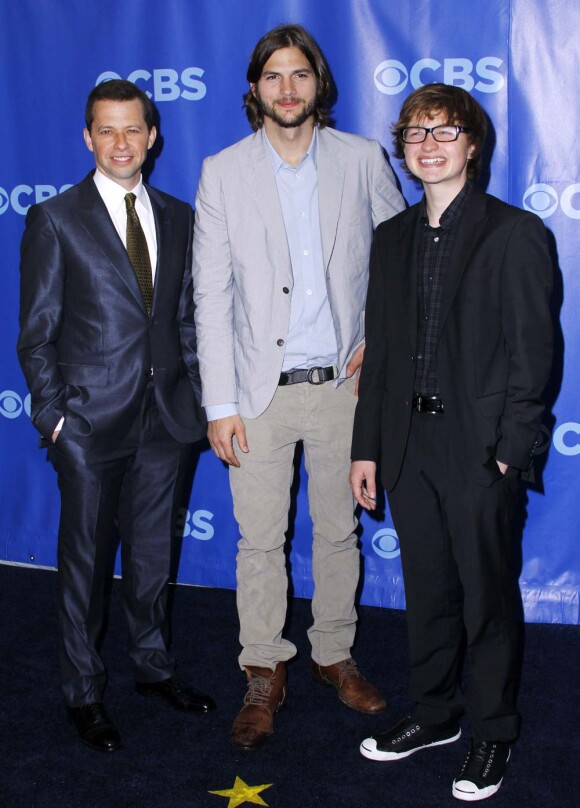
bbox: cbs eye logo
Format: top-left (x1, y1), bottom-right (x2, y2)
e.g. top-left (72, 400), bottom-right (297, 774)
top-left (523, 183), bottom-right (580, 220)
top-left (371, 528), bottom-right (400, 559)
top-left (0, 390), bottom-right (31, 419)
top-left (374, 60), bottom-right (409, 95)
top-left (0, 186), bottom-right (9, 215)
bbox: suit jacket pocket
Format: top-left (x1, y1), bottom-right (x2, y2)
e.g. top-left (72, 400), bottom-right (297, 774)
top-left (58, 362), bottom-right (109, 387)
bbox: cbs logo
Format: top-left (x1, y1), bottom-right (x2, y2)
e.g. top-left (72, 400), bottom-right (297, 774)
top-left (370, 528), bottom-right (400, 559)
top-left (95, 67), bottom-right (206, 102)
top-left (0, 390), bottom-right (31, 420)
top-left (175, 508), bottom-right (214, 540)
top-left (552, 423), bottom-right (580, 457)
top-left (374, 56), bottom-right (504, 96)
top-left (0, 184), bottom-right (72, 216)
top-left (523, 183), bottom-right (580, 220)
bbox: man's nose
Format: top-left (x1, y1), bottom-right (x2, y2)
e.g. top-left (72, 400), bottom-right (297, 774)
top-left (280, 76), bottom-right (294, 95)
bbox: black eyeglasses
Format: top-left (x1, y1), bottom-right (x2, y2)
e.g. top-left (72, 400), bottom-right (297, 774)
top-left (401, 125), bottom-right (471, 144)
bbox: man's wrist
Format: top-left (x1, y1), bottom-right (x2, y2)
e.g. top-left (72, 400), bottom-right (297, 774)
top-left (205, 403), bottom-right (238, 421)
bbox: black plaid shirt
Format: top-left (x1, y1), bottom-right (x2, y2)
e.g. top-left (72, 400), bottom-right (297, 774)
top-left (414, 181), bottom-right (472, 397)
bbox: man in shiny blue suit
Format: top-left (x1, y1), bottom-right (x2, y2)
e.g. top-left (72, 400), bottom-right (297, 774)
top-left (18, 80), bottom-right (215, 752)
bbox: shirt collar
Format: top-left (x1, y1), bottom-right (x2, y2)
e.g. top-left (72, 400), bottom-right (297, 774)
top-left (262, 126), bottom-right (318, 174)
top-left (93, 168), bottom-right (146, 210)
top-left (421, 180), bottom-right (473, 231)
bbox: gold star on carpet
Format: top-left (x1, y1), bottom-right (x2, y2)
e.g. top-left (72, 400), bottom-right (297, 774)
top-left (209, 776), bottom-right (273, 807)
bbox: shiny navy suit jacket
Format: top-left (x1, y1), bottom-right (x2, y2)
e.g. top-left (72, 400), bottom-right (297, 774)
top-left (18, 172), bottom-right (205, 450)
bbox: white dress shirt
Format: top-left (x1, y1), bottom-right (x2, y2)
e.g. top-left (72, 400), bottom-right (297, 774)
top-left (93, 168), bottom-right (158, 280)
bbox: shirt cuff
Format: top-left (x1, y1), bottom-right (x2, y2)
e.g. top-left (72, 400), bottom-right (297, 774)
top-left (205, 403), bottom-right (239, 421)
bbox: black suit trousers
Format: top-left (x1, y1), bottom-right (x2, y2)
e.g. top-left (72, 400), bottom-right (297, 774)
top-left (387, 411), bottom-right (520, 743)
top-left (48, 381), bottom-right (193, 707)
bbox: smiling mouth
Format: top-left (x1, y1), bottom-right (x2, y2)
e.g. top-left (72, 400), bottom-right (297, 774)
top-left (419, 157), bottom-right (446, 165)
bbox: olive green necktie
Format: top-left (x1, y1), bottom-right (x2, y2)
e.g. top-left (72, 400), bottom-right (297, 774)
top-left (125, 192), bottom-right (153, 314)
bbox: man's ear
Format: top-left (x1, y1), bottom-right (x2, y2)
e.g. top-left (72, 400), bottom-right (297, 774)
top-left (83, 128), bottom-right (94, 153)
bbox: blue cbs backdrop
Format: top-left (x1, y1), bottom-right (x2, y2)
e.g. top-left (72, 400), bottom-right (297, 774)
top-left (1, 0), bottom-right (578, 624)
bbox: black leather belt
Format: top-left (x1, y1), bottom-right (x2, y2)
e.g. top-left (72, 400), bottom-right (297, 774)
top-left (413, 394), bottom-right (444, 414)
top-left (279, 366), bottom-right (337, 386)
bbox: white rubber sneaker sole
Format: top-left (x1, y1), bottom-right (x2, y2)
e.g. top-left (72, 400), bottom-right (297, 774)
top-left (452, 777), bottom-right (504, 801)
top-left (452, 749), bottom-right (510, 801)
top-left (360, 728), bottom-right (461, 761)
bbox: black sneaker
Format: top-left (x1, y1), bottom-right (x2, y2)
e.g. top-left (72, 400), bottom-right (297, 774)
top-left (452, 740), bottom-right (510, 801)
top-left (360, 715), bottom-right (461, 761)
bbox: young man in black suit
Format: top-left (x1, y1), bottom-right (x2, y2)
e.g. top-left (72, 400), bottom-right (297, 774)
top-left (18, 80), bottom-right (215, 752)
top-left (350, 84), bottom-right (552, 801)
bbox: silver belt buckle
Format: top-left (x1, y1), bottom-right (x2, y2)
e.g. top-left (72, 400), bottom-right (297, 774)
top-left (307, 366), bottom-right (325, 385)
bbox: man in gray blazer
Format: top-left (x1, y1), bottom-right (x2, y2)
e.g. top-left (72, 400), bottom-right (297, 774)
top-left (193, 24), bottom-right (404, 750)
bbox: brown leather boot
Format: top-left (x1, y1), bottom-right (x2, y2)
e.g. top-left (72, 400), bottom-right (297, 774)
top-left (231, 662), bottom-right (287, 750)
top-left (312, 658), bottom-right (386, 713)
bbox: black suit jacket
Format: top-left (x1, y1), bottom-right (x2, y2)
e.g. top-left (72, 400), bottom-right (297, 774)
top-left (352, 186), bottom-right (553, 489)
top-left (18, 173), bottom-right (205, 449)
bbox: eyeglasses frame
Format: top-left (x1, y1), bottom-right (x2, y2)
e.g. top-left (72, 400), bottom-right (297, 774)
top-left (400, 124), bottom-right (471, 144)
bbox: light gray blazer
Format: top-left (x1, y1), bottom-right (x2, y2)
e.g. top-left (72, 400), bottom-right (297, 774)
top-left (192, 126), bottom-right (404, 419)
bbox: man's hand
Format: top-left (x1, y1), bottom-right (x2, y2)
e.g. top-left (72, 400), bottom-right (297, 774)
top-left (496, 460), bottom-right (509, 475)
top-left (207, 415), bottom-right (248, 467)
top-left (346, 344), bottom-right (365, 396)
top-left (349, 460), bottom-right (378, 510)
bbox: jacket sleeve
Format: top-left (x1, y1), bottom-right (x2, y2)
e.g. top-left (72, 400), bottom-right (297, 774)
top-left (177, 203), bottom-right (203, 405)
top-left (192, 156), bottom-right (238, 410)
top-left (351, 226), bottom-right (390, 462)
top-left (17, 203), bottom-right (67, 439)
top-left (496, 212), bottom-right (553, 470)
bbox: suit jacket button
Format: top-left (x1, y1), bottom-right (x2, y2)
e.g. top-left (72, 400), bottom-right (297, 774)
top-left (404, 399), bottom-right (409, 406)
top-left (277, 339), bottom-right (284, 346)
top-left (282, 287), bottom-right (289, 294)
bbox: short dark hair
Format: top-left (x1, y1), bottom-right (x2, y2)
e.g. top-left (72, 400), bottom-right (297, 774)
top-left (243, 24), bottom-right (333, 131)
top-left (85, 79), bottom-right (156, 132)
top-left (391, 83), bottom-right (488, 181)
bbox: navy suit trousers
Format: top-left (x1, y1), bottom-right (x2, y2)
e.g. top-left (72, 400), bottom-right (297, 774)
top-left (48, 381), bottom-right (193, 707)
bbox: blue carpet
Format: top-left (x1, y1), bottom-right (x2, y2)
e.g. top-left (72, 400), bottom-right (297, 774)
top-left (0, 564), bottom-right (578, 807)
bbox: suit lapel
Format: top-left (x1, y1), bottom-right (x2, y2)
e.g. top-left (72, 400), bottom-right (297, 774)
top-left (147, 185), bottom-right (170, 313)
top-left (317, 129), bottom-right (346, 270)
top-left (399, 206), bottom-right (422, 352)
top-left (437, 188), bottom-right (487, 341)
top-left (75, 174), bottom-right (147, 310)
top-left (240, 132), bottom-right (291, 276)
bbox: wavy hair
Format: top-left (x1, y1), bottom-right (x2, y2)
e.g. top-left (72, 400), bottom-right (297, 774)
top-left (244, 24), bottom-right (333, 131)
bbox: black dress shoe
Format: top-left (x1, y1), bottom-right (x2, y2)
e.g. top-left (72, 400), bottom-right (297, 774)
top-left (68, 703), bottom-right (121, 752)
top-left (135, 675), bottom-right (216, 712)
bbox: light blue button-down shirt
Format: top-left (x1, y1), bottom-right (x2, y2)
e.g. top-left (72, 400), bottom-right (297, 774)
top-left (205, 128), bottom-right (339, 422)
top-left (264, 128), bottom-right (338, 372)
